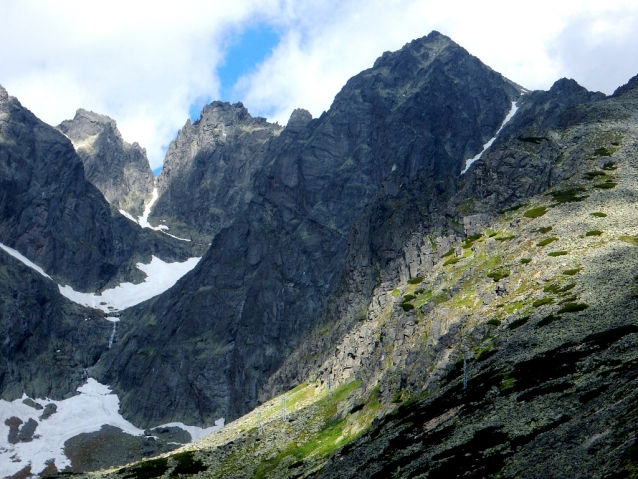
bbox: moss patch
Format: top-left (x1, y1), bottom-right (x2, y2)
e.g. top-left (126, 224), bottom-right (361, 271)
top-left (486, 318), bottom-right (501, 327)
top-left (537, 237), bottom-right (559, 247)
top-left (556, 303), bottom-right (589, 314)
top-left (548, 251), bottom-right (569, 257)
top-left (508, 316), bottom-right (530, 329)
top-left (591, 212), bottom-right (607, 217)
top-left (524, 207), bottom-right (548, 218)
top-left (533, 298), bottom-right (554, 308)
top-left (408, 276), bottom-right (424, 285)
top-left (585, 230), bottom-right (603, 236)
top-left (562, 268), bottom-right (582, 275)
top-left (442, 248), bottom-right (455, 258)
top-left (520, 258), bottom-right (532, 264)
top-left (537, 314), bottom-right (561, 327)
top-left (487, 269), bottom-right (510, 282)
top-left (620, 236), bottom-right (638, 246)
top-left (594, 182), bottom-right (617, 189)
top-left (443, 257), bottom-right (460, 266)
top-left (549, 187), bottom-right (588, 205)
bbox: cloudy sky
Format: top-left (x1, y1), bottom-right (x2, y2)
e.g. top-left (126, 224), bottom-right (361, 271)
top-left (1, 0), bottom-right (638, 172)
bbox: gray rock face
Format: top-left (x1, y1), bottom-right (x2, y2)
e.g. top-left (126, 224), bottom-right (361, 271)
top-left (150, 102), bottom-right (282, 240)
top-left (0, 85), bottom-right (192, 292)
top-left (57, 109), bottom-right (154, 217)
top-left (94, 31), bottom-right (524, 427)
top-left (0, 249), bottom-right (112, 402)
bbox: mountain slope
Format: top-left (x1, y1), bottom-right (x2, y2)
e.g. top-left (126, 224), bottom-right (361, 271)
top-left (90, 75), bottom-right (638, 479)
top-left (57, 109), bottom-right (154, 217)
top-left (91, 31), bottom-right (522, 428)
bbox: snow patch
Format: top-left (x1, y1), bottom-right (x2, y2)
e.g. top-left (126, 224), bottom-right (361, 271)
top-left (58, 255), bottom-right (201, 312)
top-left (0, 243), bottom-right (51, 279)
top-left (152, 419), bottom-right (225, 442)
top-left (0, 379), bottom-right (224, 477)
top-left (461, 101), bottom-right (519, 175)
top-left (0, 242), bottom-right (200, 313)
top-left (120, 188), bottom-right (192, 242)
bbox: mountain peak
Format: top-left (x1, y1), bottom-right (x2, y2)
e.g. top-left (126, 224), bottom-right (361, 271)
top-left (612, 73), bottom-right (638, 97)
top-left (0, 84), bottom-right (8, 102)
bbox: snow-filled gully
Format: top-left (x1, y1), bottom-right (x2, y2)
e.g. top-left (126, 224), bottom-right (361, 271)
top-left (0, 238), bottom-right (222, 476)
top-left (461, 101), bottom-right (519, 174)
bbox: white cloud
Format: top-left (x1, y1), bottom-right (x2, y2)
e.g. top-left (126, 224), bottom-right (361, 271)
top-left (1, 0), bottom-right (637, 169)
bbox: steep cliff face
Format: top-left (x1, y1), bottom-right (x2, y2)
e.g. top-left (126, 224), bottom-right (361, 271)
top-left (149, 102), bottom-right (282, 240)
top-left (57, 109), bottom-right (155, 217)
top-left (0, 249), bottom-right (112, 403)
top-left (93, 31), bottom-right (523, 428)
top-left (0, 85), bottom-right (192, 292)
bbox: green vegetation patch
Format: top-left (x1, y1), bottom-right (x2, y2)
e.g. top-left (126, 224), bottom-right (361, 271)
top-left (584, 171), bottom-right (606, 180)
top-left (602, 161), bottom-right (617, 170)
top-left (407, 276), bottom-right (424, 285)
top-left (537, 314), bottom-right (561, 327)
top-left (556, 303), bottom-right (589, 314)
top-left (119, 458), bottom-right (169, 479)
top-left (537, 237), bottom-right (559, 247)
top-left (585, 230), bottom-right (603, 236)
top-left (536, 226), bottom-right (553, 234)
top-left (595, 147), bottom-right (617, 157)
top-left (486, 318), bottom-right (501, 327)
top-left (487, 269), bottom-right (510, 282)
top-left (549, 187), bottom-right (588, 204)
top-left (402, 294), bottom-right (416, 302)
top-left (533, 297), bottom-right (554, 308)
top-left (443, 257), bottom-right (460, 266)
top-left (170, 451), bottom-right (208, 476)
top-left (548, 251), bottom-right (569, 257)
top-left (255, 381), bottom-right (362, 479)
top-left (400, 303), bottom-right (415, 312)
top-left (594, 182), bottom-right (617, 189)
top-left (462, 233), bottom-right (482, 248)
top-left (442, 248), bottom-right (455, 258)
top-left (620, 236), bottom-right (638, 246)
top-left (520, 258), bottom-right (532, 264)
top-left (508, 316), bottom-right (530, 329)
top-left (495, 234), bottom-right (516, 242)
top-left (562, 268), bottom-right (582, 275)
top-left (590, 212), bottom-right (607, 217)
top-left (544, 283), bottom-right (576, 294)
top-left (524, 206), bottom-right (548, 218)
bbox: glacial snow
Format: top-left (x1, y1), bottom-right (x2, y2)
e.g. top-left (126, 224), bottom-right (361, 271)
top-left (0, 242), bottom-right (200, 313)
top-left (58, 255), bottom-right (200, 313)
top-left (0, 380), bottom-right (224, 477)
top-left (461, 101), bottom-right (519, 175)
top-left (120, 187), bottom-right (191, 242)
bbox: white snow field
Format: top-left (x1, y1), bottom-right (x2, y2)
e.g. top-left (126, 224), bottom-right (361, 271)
top-left (119, 187), bottom-right (191, 242)
top-left (0, 380), bottom-right (224, 477)
top-left (58, 255), bottom-right (201, 313)
top-left (0, 242), bottom-right (200, 313)
top-left (461, 101), bottom-right (519, 174)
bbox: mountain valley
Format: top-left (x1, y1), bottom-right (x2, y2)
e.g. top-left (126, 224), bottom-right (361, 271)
top-left (2, 30), bottom-right (638, 478)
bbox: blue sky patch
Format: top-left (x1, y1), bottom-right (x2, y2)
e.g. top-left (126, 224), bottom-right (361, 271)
top-left (188, 24), bottom-right (280, 122)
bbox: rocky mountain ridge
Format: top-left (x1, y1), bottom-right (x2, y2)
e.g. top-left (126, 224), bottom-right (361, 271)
top-left (57, 109), bottom-right (154, 218)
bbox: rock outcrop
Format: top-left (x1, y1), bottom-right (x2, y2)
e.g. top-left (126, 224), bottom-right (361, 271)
top-left (57, 109), bottom-right (154, 217)
top-left (149, 102), bottom-right (282, 240)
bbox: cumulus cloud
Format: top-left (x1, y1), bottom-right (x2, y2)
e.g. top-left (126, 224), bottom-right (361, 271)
top-left (1, 0), bottom-right (637, 169)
